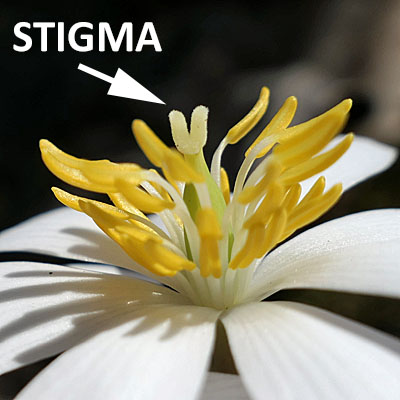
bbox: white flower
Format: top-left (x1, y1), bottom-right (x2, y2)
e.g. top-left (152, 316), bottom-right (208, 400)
top-left (0, 88), bottom-right (399, 399)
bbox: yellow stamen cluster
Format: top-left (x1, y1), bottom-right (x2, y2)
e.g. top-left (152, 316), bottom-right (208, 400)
top-left (40, 139), bottom-right (198, 276)
top-left (40, 87), bottom-right (353, 296)
top-left (225, 97), bottom-right (352, 271)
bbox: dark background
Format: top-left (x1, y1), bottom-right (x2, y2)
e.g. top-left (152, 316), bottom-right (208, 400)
top-left (1, 0), bottom-right (400, 397)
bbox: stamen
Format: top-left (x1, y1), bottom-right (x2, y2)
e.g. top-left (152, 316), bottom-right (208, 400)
top-left (52, 187), bottom-right (170, 240)
top-left (229, 223), bottom-right (265, 270)
top-left (114, 178), bottom-right (175, 213)
top-left (283, 183), bottom-right (343, 238)
top-left (109, 192), bottom-right (146, 216)
top-left (220, 168), bottom-right (231, 204)
top-left (210, 87), bottom-right (270, 186)
top-left (273, 99), bottom-right (352, 168)
top-left (279, 134), bottom-right (353, 185)
top-left (140, 180), bottom-right (185, 250)
top-left (281, 184), bottom-right (302, 212)
top-left (226, 87), bottom-right (270, 145)
top-left (231, 134), bottom-right (278, 200)
top-left (131, 120), bottom-right (167, 166)
top-left (80, 200), bottom-right (195, 276)
top-left (146, 172), bottom-right (201, 260)
top-left (299, 176), bottom-right (326, 204)
top-left (259, 209), bottom-right (288, 256)
top-left (148, 170), bottom-right (174, 201)
top-left (243, 182), bottom-right (285, 229)
top-left (246, 95), bottom-right (297, 158)
top-left (196, 208), bottom-right (223, 278)
top-left (53, 186), bottom-right (131, 217)
top-left (40, 140), bottom-right (142, 193)
top-left (238, 158), bottom-right (282, 204)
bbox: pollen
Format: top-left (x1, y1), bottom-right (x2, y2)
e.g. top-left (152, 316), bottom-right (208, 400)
top-left (41, 87), bottom-right (353, 308)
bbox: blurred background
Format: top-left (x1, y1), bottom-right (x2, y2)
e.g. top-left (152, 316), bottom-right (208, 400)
top-left (1, 0), bottom-right (400, 397)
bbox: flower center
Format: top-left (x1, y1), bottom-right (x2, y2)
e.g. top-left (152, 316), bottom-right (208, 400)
top-left (40, 87), bottom-right (353, 309)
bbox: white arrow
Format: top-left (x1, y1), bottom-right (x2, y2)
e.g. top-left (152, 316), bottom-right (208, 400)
top-left (77, 63), bottom-right (165, 105)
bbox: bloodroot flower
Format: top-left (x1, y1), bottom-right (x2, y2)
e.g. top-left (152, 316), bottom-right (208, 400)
top-left (1, 88), bottom-right (400, 399)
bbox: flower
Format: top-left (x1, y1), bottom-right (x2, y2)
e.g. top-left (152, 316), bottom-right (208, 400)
top-left (1, 88), bottom-right (400, 399)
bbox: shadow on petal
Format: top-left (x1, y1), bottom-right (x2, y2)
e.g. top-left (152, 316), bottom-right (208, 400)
top-left (61, 227), bottom-right (134, 265)
top-left (1, 263), bottom-right (208, 374)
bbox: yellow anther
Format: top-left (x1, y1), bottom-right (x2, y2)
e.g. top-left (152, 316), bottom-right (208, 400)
top-left (77, 198), bottom-right (146, 248)
top-left (117, 223), bottom-right (195, 273)
top-left (114, 221), bottom-right (163, 244)
top-left (79, 200), bottom-right (192, 277)
top-left (274, 118), bottom-right (338, 168)
top-left (299, 176), bottom-right (326, 207)
top-left (258, 209), bottom-right (287, 257)
top-left (280, 134), bottom-right (353, 186)
top-left (144, 239), bottom-right (196, 272)
top-left (197, 208), bottom-right (223, 238)
top-left (169, 106), bottom-right (208, 155)
top-left (109, 192), bottom-right (148, 217)
top-left (274, 99), bottom-right (352, 168)
top-left (52, 187), bottom-right (131, 218)
top-left (230, 199), bottom-right (287, 271)
top-left (107, 191), bottom-right (172, 236)
top-left (281, 184), bottom-right (301, 212)
top-left (199, 237), bottom-right (222, 278)
top-left (115, 179), bottom-right (175, 213)
top-left (284, 183), bottom-right (343, 235)
top-left (162, 169), bottom-right (182, 194)
top-left (278, 177), bottom-right (330, 242)
top-left (196, 208), bottom-right (223, 278)
top-left (40, 140), bottom-right (142, 193)
top-left (243, 182), bottom-right (285, 229)
top-left (220, 167), bottom-right (231, 204)
top-left (226, 87), bottom-right (270, 145)
top-left (53, 188), bottom-right (163, 239)
top-left (246, 96), bottom-right (298, 158)
top-left (277, 177), bottom-right (326, 242)
top-left (238, 158), bottom-right (282, 204)
top-left (229, 224), bottom-right (265, 270)
top-left (148, 169), bottom-right (173, 201)
top-left (117, 230), bottom-right (178, 277)
top-left (132, 120), bottom-right (168, 167)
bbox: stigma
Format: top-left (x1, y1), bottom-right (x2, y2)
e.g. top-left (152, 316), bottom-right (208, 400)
top-left (40, 88), bottom-right (353, 308)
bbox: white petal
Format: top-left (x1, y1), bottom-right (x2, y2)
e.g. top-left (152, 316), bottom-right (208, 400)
top-left (0, 261), bottom-right (187, 375)
top-left (0, 208), bottom-right (177, 287)
top-left (249, 209), bottom-right (400, 300)
top-left (0, 208), bottom-right (136, 266)
top-left (17, 304), bottom-right (219, 400)
top-left (222, 301), bottom-right (400, 400)
top-left (301, 135), bottom-right (397, 195)
top-left (201, 373), bottom-right (250, 400)
top-left (66, 262), bottom-right (160, 285)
